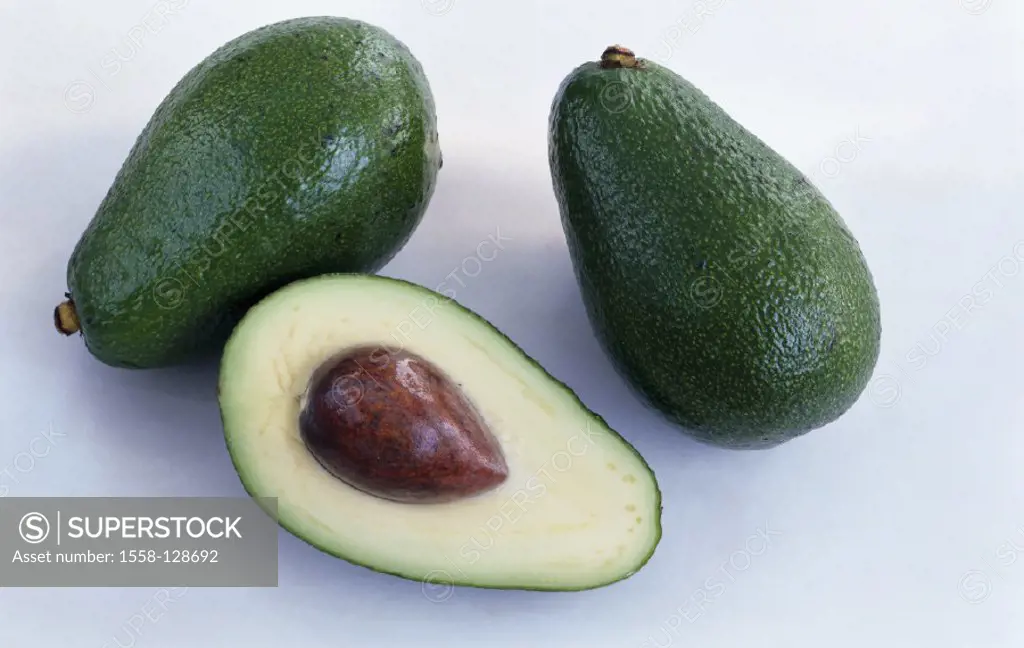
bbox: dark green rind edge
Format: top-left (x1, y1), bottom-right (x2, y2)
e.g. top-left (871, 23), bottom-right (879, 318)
top-left (217, 273), bottom-right (664, 592)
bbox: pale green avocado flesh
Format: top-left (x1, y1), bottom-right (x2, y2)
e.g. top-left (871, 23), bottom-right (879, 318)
top-left (218, 274), bottom-right (662, 591)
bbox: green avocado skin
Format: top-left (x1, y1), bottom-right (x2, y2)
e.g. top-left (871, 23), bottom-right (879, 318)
top-left (67, 16), bottom-right (441, 369)
top-left (548, 56), bottom-right (881, 449)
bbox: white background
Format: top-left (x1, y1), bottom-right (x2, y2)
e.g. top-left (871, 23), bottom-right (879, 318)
top-left (1, 0), bottom-right (1022, 646)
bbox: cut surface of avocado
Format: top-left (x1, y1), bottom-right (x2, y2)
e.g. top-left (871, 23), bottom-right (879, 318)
top-left (218, 274), bottom-right (662, 591)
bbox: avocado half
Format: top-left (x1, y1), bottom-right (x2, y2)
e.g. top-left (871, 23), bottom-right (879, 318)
top-left (218, 274), bottom-right (662, 591)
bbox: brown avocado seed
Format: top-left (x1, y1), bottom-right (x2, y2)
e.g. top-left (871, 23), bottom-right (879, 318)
top-left (299, 346), bottom-right (509, 504)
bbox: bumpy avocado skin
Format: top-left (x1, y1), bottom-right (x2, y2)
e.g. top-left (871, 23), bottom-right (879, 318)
top-left (548, 56), bottom-right (881, 449)
top-left (66, 16), bottom-right (441, 368)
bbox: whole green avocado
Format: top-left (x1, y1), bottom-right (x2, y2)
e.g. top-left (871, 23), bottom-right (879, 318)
top-left (56, 16), bottom-right (442, 369)
top-left (548, 46), bottom-right (881, 450)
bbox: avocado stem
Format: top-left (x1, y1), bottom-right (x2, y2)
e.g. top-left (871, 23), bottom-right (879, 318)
top-left (55, 299), bottom-right (80, 336)
top-left (600, 45), bottom-right (638, 69)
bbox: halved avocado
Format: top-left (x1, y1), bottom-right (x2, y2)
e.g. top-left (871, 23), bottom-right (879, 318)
top-left (218, 274), bottom-right (662, 591)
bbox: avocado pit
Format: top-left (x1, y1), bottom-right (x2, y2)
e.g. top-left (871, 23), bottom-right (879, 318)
top-left (299, 346), bottom-right (508, 504)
